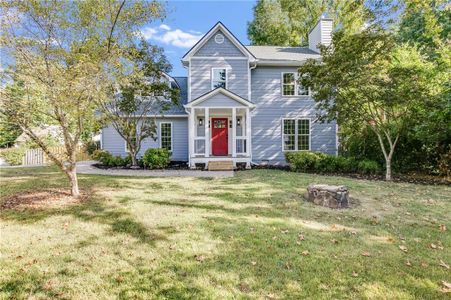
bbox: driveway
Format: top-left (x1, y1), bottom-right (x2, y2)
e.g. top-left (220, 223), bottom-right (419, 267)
top-left (76, 161), bottom-right (234, 178)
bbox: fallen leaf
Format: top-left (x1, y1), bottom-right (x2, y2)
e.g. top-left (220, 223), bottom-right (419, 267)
top-left (361, 252), bottom-right (371, 257)
top-left (298, 234), bottom-right (305, 241)
top-left (399, 245), bottom-right (408, 253)
top-left (238, 282), bottom-right (251, 293)
top-left (421, 262), bottom-right (429, 268)
top-left (439, 260), bottom-right (450, 269)
top-left (439, 224), bottom-right (446, 232)
top-left (251, 261), bottom-right (257, 266)
top-left (281, 229), bottom-right (289, 234)
top-left (195, 255), bottom-right (205, 262)
top-left (331, 239), bottom-right (338, 244)
top-left (169, 244), bottom-right (176, 250)
top-left (406, 260), bottom-right (412, 267)
top-left (301, 250), bottom-right (309, 256)
top-left (430, 243), bottom-right (437, 249)
top-left (352, 271), bottom-right (359, 277)
top-left (441, 281), bottom-right (451, 293)
top-left (115, 276), bottom-right (124, 283)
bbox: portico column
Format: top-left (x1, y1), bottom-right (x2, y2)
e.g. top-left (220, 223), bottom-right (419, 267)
top-left (232, 107), bottom-right (236, 158)
top-left (205, 107), bottom-right (210, 157)
top-left (189, 108), bottom-right (195, 168)
top-left (246, 107), bottom-right (251, 157)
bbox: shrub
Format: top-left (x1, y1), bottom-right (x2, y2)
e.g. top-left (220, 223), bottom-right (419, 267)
top-left (142, 148), bottom-right (170, 169)
top-left (358, 159), bottom-right (380, 175)
top-left (85, 140), bottom-right (100, 155)
top-left (92, 149), bottom-right (113, 163)
top-left (285, 151), bottom-right (321, 172)
top-left (315, 153), bottom-right (340, 173)
top-left (336, 156), bottom-right (359, 173)
top-left (0, 147), bottom-right (26, 166)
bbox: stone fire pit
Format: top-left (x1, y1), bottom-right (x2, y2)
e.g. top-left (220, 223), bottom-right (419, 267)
top-left (304, 184), bottom-right (349, 209)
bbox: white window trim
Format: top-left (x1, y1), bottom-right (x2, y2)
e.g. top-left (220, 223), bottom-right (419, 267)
top-left (159, 122), bottom-right (173, 152)
top-left (211, 68), bottom-right (228, 90)
top-left (281, 118), bottom-right (311, 152)
top-left (281, 72), bottom-right (311, 97)
top-left (124, 139), bottom-right (129, 152)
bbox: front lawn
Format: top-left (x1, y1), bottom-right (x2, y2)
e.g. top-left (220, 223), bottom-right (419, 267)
top-left (1, 166), bottom-right (450, 299)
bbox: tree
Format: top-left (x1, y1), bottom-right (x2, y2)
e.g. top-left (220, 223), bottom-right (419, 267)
top-left (248, 0), bottom-right (369, 46)
top-left (99, 41), bottom-right (179, 167)
top-left (0, 0), bottom-right (165, 197)
top-left (298, 29), bottom-right (439, 180)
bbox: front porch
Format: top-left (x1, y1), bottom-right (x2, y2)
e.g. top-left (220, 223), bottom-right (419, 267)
top-left (184, 88), bottom-right (256, 170)
top-left (188, 107), bottom-right (252, 169)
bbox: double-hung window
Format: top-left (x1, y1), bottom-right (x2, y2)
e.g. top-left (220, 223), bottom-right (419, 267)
top-left (282, 119), bottom-right (310, 151)
top-left (212, 68), bottom-right (227, 89)
top-left (160, 122), bottom-right (172, 152)
top-left (282, 72), bottom-right (310, 96)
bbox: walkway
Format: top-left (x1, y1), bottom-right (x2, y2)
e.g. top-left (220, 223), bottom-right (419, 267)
top-left (76, 161), bottom-right (234, 178)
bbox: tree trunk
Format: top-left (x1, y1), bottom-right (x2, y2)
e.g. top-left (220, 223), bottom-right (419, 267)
top-left (385, 158), bottom-right (392, 181)
top-left (66, 167), bottom-right (80, 198)
top-left (130, 151), bottom-right (139, 168)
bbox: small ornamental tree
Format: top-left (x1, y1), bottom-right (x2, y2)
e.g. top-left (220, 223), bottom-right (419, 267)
top-left (299, 29), bottom-right (438, 180)
top-left (0, 0), bottom-right (165, 197)
top-left (99, 41), bottom-right (179, 167)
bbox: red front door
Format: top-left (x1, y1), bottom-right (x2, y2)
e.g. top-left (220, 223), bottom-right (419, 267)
top-left (211, 118), bottom-right (228, 156)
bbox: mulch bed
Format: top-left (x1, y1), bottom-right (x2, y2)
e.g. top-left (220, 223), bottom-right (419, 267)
top-left (0, 189), bottom-right (87, 211)
top-left (92, 161), bottom-right (190, 170)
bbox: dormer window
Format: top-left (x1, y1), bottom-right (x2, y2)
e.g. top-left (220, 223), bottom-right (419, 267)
top-left (211, 68), bottom-right (227, 89)
top-left (282, 72), bottom-right (310, 96)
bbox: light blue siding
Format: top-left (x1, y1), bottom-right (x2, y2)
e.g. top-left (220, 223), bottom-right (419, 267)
top-left (199, 93), bottom-right (246, 107)
top-left (194, 29), bottom-right (245, 57)
top-left (250, 66), bottom-right (337, 164)
top-left (101, 118), bottom-right (188, 161)
top-left (190, 58), bottom-right (249, 100)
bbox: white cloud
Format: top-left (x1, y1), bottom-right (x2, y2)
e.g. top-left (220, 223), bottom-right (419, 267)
top-left (159, 24), bottom-right (171, 31)
top-left (140, 25), bottom-right (203, 48)
top-left (141, 27), bottom-right (157, 40)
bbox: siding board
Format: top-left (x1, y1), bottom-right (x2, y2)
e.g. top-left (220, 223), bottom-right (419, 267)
top-left (251, 66), bottom-right (337, 164)
top-left (101, 118), bottom-right (188, 161)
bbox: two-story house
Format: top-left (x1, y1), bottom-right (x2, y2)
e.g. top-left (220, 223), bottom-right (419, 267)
top-left (101, 19), bottom-right (337, 169)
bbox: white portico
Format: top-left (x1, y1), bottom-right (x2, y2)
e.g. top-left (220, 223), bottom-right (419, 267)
top-left (184, 88), bottom-right (255, 169)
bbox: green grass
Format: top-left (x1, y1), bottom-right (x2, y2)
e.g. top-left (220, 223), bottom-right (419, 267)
top-left (1, 166), bottom-right (450, 299)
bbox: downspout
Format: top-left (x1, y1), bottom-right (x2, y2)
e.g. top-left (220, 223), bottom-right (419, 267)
top-left (249, 60), bottom-right (259, 166)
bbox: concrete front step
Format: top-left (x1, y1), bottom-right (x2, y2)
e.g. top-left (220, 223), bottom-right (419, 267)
top-left (208, 160), bottom-right (234, 171)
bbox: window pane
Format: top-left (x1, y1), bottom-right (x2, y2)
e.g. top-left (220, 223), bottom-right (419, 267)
top-left (297, 119), bottom-right (310, 150)
top-left (298, 119), bottom-right (309, 135)
top-left (297, 84), bottom-right (309, 95)
top-left (298, 135), bottom-right (309, 150)
top-left (213, 69), bottom-right (226, 81)
top-left (284, 135), bottom-right (295, 151)
top-left (213, 81), bottom-right (226, 89)
top-left (283, 120), bottom-right (295, 134)
top-left (161, 123), bottom-right (172, 151)
top-left (283, 84), bottom-right (295, 95)
top-left (283, 73), bottom-right (295, 84)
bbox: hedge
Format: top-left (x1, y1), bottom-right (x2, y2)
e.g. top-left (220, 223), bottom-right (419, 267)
top-left (285, 151), bottom-right (380, 175)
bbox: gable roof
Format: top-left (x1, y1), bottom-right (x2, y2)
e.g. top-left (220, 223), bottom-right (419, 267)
top-left (184, 88), bottom-right (256, 109)
top-left (182, 22), bottom-right (256, 64)
top-left (245, 46), bottom-right (321, 66)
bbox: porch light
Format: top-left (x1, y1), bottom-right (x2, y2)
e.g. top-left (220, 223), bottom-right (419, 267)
top-left (198, 118), bottom-right (203, 126)
top-left (237, 117), bottom-right (241, 126)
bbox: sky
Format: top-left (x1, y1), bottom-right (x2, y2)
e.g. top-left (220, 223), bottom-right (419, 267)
top-left (143, 0), bottom-right (257, 77)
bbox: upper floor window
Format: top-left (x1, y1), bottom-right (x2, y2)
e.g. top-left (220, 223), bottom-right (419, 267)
top-left (282, 72), bottom-right (310, 96)
top-left (212, 68), bottom-right (227, 89)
